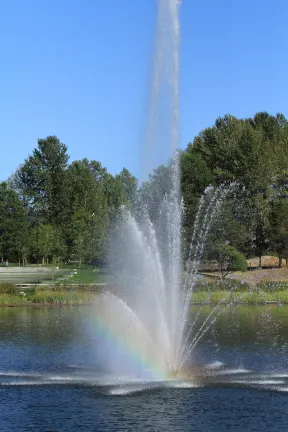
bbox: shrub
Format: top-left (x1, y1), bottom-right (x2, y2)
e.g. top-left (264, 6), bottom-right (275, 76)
top-left (207, 244), bottom-right (247, 278)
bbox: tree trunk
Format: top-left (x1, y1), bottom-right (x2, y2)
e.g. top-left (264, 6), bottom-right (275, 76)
top-left (279, 256), bottom-right (282, 268)
top-left (259, 255), bottom-right (262, 267)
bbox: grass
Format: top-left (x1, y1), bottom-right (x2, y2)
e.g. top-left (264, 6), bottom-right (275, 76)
top-left (69, 266), bottom-right (107, 284)
top-left (0, 264), bottom-right (109, 306)
top-left (0, 284), bottom-right (96, 306)
top-left (191, 280), bottom-right (288, 304)
top-left (1, 278), bottom-right (288, 306)
top-left (192, 290), bottom-right (288, 305)
top-left (28, 289), bottom-right (94, 305)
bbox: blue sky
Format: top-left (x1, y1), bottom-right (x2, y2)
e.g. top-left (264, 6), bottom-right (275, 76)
top-left (1, 0), bottom-right (288, 181)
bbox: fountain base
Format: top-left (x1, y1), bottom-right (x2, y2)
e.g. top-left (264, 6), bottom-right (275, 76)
top-left (167, 365), bottom-right (204, 380)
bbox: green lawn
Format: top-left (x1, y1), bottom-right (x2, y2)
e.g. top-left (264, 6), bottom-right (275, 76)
top-left (69, 266), bottom-right (107, 284)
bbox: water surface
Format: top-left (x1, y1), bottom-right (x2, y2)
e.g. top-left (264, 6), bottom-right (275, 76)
top-left (1, 305), bottom-right (288, 431)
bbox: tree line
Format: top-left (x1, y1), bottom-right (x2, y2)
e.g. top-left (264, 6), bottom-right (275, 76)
top-left (1, 136), bottom-right (137, 265)
top-left (141, 112), bottom-right (288, 269)
top-left (1, 111), bottom-right (288, 267)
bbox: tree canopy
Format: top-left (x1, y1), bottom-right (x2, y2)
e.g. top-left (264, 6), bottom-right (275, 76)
top-left (3, 111), bottom-right (288, 268)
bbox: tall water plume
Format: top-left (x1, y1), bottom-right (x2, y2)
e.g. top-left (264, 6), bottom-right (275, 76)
top-left (142, 0), bottom-right (182, 369)
top-left (93, 1), bottom-right (222, 378)
top-left (143, 0), bottom-right (181, 178)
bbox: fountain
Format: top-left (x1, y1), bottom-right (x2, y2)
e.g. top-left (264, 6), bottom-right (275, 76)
top-left (92, 0), bottom-right (224, 380)
top-left (93, 185), bottom-right (224, 380)
top-left (90, 0), bottom-right (230, 378)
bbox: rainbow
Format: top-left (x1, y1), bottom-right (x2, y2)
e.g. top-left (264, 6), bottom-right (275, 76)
top-left (86, 294), bottom-right (168, 381)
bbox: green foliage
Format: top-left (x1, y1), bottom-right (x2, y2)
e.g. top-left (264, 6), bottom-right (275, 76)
top-left (205, 203), bottom-right (248, 257)
top-left (29, 224), bottom-right (66, 264)
top-left (10, 136), bottom-right (69, 225)
top-left (0, 182), bottom-right (29, 262)
top-left (207, 244), bottom-right (247, 278)
top-left (115, 168), bottom-right (138, 207)
top-left (4, 110), bottom-right (288, 270)
top-left (65, 160), bottom-right (109, 263)
top-left (268, 198), bottom-right (288, 264)
top-left (190, 113), bottom-right (288, 192)
top-left (181, 151), bottom-right (214, 257)
top-left (139, 164), bottom-right (173, 222)
top-left (6, 135), bottom-right (136, 266)
top-left (188, 112), bottom-right (288, 262)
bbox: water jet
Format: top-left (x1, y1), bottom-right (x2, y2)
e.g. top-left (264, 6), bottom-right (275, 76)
top-left (91, 0), bottom-right (228, 380)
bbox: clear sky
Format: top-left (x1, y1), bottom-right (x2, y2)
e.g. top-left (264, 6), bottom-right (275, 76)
top-left (1, 0), bottom-right (288, 181)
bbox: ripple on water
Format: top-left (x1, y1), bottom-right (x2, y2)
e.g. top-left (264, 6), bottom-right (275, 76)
top-left (230, 380), bottom-right (286, 385)
top-left (168, 381), bottom-right (202, 388)
top-left (211, 368), bottom-right (251, 375)
top-left (109, 385), bottom-right (151, 395)
top-left (205, 361), bottom-right (224, 369)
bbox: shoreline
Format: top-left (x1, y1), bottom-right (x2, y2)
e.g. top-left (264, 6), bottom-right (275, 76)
top-left (0, 302), bottom-right (93, 308)
top-left (1, 303), bottom-right (286, 308)
top-left (191, 301), bottom-right (288, 306)
top-left (0, 298), bottom-right (287, 308)
top-left (1, 285), bottom-right (288, 307)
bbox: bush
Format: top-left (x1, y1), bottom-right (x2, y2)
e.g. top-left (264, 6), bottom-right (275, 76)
top-left (207, 244), bottom-right (247, 278)
top-left (0, 283), bottom-right (18, 294)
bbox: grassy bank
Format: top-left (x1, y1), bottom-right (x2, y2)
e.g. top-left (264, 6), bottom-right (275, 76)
top-left (191, 290), bottom-right (288, 304)
top-left (0, 284), bottom-right (96, 306)
top-left (192, 280), bottom-right (288, 304)
top-left (1, 279), bottom-right (288, 306)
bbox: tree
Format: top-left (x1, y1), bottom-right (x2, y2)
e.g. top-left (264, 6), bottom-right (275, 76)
top-left (181, 151), bottom-right (214, 199)
top-left (10, 136), bottom-right (69, 226)
top-left (205, 203), bottom-right (248, 258)
top-left (65, 161), bottom-right (109, 263)
top-left (269, 199), bottom-right (288, 266)
top-left (188, 113), bottom-right (288, 263)
top-left (115, 168), bottom-right (138, 207)
top-left (28, 224), bottom-right (66, 265)
top-left (0, 182), bottom-right (29, 262)
top-left (101, 173), bottom-right (128, 220)
top-left (70, 211), bottom-right (90, 266)
top-left (83, 159), bottom-right (108, 183)
top-left (139, 164), bottom-right (174, 223)
top-left (207, 244), bottom-right (247, 279)
top-left (181, 150), bottom-right (215, 257)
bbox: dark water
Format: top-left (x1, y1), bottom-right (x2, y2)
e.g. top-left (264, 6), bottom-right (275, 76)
top-left (0, 305), bottom-right (288, 432)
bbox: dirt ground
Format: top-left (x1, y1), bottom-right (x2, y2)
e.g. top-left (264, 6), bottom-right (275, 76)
top-left (203, 256), bottom-right (288, 285)
top-left (229, 267), bottom-right (288, 284)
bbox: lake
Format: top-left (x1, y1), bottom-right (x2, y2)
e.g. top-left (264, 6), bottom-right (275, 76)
top-left (0, 305), bottom-right (288, 431)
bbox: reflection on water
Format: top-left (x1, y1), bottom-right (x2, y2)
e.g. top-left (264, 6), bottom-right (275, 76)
top-left (0, 305), bottom-right (288, 431)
